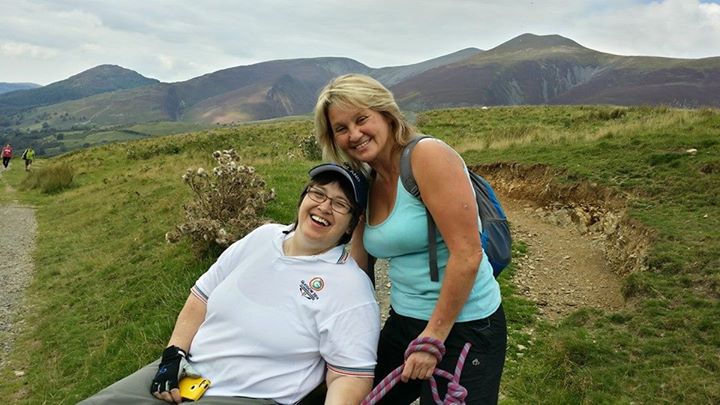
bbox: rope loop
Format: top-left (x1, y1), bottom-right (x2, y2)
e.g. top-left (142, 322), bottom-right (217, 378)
top-left (404, 336), bottom-right (446, 362)
top-left (362, 338), bottom-right (472, 405)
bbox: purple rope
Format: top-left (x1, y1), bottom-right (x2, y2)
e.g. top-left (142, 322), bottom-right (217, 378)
top-left (362, 337), bottom-right (472, 405)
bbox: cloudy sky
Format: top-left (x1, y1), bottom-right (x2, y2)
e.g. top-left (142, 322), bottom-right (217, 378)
top-left (2, 0), bottom-right (719, 85)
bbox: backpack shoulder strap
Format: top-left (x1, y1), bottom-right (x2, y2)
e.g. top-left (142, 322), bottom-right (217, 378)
top-left (399, 134), bottom-right (440, 282)
top-left (399, 135), bottom-right (434, 199)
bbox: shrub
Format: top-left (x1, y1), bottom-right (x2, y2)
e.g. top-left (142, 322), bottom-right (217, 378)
top-left (21, 162), bottom-right (75, 194)
top-left (300, 133), bottom-right (322, 160)
top-left (165, 149), bottom-right (276, 256)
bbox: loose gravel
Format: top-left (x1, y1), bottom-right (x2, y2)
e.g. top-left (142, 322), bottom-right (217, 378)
top-left (0, 203), bottom-right (37, 368)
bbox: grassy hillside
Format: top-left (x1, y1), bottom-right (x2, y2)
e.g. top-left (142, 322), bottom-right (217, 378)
top-left (0, 65), bottom-right (159, 116)
top-left (1, 106), bottom-right (718, 404)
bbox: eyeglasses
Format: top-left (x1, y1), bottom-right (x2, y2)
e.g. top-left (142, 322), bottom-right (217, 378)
top-left (305, 187), bottom-right (353, 214)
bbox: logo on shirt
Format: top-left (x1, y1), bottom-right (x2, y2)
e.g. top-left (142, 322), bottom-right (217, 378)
top-left (299, 277), bottom-right (325, 301)
top-left (309, 277), bottom-right (325, 291)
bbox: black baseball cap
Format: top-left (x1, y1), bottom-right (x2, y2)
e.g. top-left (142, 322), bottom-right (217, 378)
top-left (308, 163), bottom-right (368, 211)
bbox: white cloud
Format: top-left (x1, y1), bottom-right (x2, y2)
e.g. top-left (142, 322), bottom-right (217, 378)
top-left (699, 2), bottom-right (720, 24)
top-left (571, 0), bottom-right (720, 58)
top-left (1, 0), bottom-right (719, 85)
top-left (0, 41), bottom-right (58, 58)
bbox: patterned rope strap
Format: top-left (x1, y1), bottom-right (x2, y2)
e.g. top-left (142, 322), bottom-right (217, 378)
top-left (362, 337), bottom-right (472, 405)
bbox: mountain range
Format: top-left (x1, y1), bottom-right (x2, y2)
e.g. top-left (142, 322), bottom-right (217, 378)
top-left (1, 33), bottom-right (719, 134)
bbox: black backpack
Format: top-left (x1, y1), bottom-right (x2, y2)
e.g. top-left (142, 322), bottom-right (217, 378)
top-left (399, 135), bottom-right (512, 280)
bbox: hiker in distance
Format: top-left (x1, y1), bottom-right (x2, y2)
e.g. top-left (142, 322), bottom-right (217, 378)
top-left (314, 74), bottom-right (507, 404)
top-left (1, 144), bottom-right (12, 169)
top-left (80, 163), bottom-right (381, 405)
top-left (21, 146), bottom-right (35, 171)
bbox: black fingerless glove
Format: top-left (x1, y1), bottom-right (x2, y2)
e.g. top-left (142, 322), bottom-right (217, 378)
top-left (150, 345), bottom-right (188, 395)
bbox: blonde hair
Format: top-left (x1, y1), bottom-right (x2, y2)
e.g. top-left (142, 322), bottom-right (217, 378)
top-left (313, 74), bottom-right (416, 172)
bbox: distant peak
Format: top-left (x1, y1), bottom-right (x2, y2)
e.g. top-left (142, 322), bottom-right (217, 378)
top-left (57, 64), bottom-right (159, 86)
top-left (74, 64), bottom-right (139, 76)
top-left (491, 33), bottom-right (586, 53)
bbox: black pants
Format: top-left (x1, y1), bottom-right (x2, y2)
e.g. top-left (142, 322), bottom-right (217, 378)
top-left (373, 304), bottom-right (507, 405)
top-left (2, 157), bottom-right (9, 168)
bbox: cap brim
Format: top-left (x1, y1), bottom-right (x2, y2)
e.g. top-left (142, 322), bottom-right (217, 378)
top-left (308, 164), bottom-right (366, 209)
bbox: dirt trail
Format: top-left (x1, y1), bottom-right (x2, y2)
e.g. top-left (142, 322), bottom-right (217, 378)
top-left (0, 173), bottom-right (37, 370)
top-left (475, 162), bottom-right (651, 321)
top-left (502, 197), bottom-right (624, 320)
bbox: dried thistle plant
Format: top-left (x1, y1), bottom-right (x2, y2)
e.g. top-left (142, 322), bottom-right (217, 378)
top-left (300, 132), bottom-right (322, 161)
top-left (166, 149), bottom-right (276, 256)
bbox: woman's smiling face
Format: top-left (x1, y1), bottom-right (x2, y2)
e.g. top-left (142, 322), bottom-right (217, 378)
top-left (327, 105), bottom-right (393, 163)
top-left (295, 181), bottom-right (353, 251)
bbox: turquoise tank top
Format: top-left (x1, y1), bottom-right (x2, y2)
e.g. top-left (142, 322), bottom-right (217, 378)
top-left (364, 176), bottom-right (501, 321)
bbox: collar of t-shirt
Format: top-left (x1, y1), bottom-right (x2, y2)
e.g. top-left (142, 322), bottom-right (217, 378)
top-left (278, 225), bottom-right (348, 264)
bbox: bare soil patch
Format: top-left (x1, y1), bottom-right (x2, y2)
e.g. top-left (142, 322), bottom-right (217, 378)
top-left (476, 162), bottom-right (653, 320)
top-left (503, 198), bottom-right (624, 320)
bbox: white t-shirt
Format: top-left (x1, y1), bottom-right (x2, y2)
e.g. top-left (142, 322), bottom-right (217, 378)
top-left (188, 224), bottom-right (380, 404)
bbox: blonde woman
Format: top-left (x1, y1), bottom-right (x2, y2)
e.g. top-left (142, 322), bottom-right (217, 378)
top-left (314, 74), bottom-right (506, 404)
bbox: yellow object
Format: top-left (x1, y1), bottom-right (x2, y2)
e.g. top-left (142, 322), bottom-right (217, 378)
top-left (179, 376), bottom-right (211, 401)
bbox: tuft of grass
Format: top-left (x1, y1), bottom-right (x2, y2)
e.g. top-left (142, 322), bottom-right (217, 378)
top-left (20, 162), bottom-right (76, 194)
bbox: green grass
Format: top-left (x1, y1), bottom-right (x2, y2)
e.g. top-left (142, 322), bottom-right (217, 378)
top-left (0, 106), bottom-right (718, 404)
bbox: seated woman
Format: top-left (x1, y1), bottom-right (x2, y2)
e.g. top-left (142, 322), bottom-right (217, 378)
top-left (81, 163), bottom-right (380, 405)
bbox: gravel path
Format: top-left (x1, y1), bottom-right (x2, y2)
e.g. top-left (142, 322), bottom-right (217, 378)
top-left (0, 202), bottom-right (37, 369)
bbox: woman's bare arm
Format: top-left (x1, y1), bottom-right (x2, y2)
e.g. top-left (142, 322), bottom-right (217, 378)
top-left (401, 139), bottom-right (482, 381)
top-left (325, 370), bottom-right (373, 405)
top-left (166, 293), bottom-right (207, 352)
